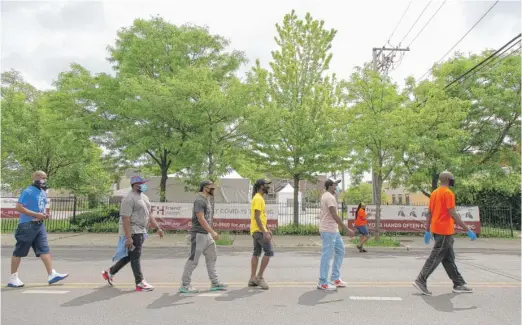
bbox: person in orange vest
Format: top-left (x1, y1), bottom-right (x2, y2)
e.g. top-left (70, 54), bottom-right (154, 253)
top-left (354, 203), bottom-right (369, 252)
top-left (413, 171), bottom-right (477, 296)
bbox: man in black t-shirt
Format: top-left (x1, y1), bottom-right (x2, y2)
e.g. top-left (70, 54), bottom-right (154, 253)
top-left (180, 180), bottom-right (227, 293)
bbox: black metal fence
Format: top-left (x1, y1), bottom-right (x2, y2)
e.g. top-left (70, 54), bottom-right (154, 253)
top-left (0, 197), bottom-right (517, 238)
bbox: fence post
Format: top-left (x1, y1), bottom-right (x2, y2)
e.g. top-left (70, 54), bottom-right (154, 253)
top-left (509, 205), bottom-right (514, 238)
top-left (72, 195), bottom-right (77, 223)
top-left (341, 202), bottom-right (346, 236)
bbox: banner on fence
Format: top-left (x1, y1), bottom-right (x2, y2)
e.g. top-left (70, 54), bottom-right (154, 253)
top-left (150, 202), bottom-right (279, 231)
top-left (1, 198), bottom-right (51, 219)
top-left (345, 205), bottom-right (481, 233)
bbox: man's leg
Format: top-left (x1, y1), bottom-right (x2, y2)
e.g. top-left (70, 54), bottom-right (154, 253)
top-left (331, 232), bottom-right (345, 284)
top-left (128, 234), bottom-right (144, 285)
top-left (109, 256), bottom-right (130, 275)
top-left (414, 234), bottom-right (451, 295)
top-left (318, 232), bottom-right (335, 286)
top-left (249, 234), bottom-right (262, 285)
top-left (203, 234), bottom-right (227, 290)
top-left (180, 233), bottom-right (205, 292)
top-left (9, 223), bottom-right (35, 287)
top-left (34, 224), bottom-right (68, 284)
top-left (441, 236), bottom-right (470, 292)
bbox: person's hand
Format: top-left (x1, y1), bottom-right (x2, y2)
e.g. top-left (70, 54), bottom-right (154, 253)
top-left (343, 225), bottom-right (354, 237)
top-left (263, 231), bottom-right (272, 242)
top-left (466, 230), bottom-right (477, 241)
top-left (211, 231), bottom-right (219, 240)
top-left (125, 237), bottom-right (133, 248)
top-left (157, 228), bottom-right (164, 239)
top-left (423, 231), bottom-right (432, 245)
top-left (35, 213), bottom-right (47, 220)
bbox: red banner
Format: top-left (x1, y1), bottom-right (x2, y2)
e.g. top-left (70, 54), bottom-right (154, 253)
top-left (155, 218), bottom-right (278, 231)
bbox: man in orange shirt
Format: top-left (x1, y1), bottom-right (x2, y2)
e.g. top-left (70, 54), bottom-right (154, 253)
top-left (413, 171), bottom-right (477, 296)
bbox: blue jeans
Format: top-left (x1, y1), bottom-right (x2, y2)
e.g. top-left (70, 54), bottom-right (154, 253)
top-left (319, 232), bottom-right (345, 285)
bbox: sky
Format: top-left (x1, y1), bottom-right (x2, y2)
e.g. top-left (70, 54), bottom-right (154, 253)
top-left (1, 0), bottom-right (521, 186)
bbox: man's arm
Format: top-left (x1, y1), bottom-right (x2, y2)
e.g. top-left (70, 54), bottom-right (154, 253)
top-left (328, 206), bottom-right (354, 235)
top-left (254, 209), bottom-right (267, 233)
top-left (196, 212), bottom-right (217, 238)
top-left (15, 203), bottom-right (46, 220)
top-left (148, 214), bottom-right (164, 238)
top-left (425, 210), bottom-right (432, 231)
top-left (120, 199), bottom-right (134, 247)
top-left (449, 208), bottom-right (470, 232)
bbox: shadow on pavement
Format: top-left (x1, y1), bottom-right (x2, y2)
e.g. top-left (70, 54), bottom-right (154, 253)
top-left (148, 293), bottom-right (194, 309)
top-left (298, 289), bottom-right (343, 306)
top-left (215, 287), bottom-right (264, 302)
top-left (418, 293), bottom-right (478, 312)
top-left (61, 286), bottom-right (134, 307)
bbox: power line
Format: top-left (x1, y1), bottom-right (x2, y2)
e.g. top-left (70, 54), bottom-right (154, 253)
top-left (418, 0), bottom-right (500, 81)
top-left (444, 33), bottom-right (521, 90)
top-left (399, 1), bottom-right (432, 45)
top-left (407, 0), bottom-right (447, 48)
top-left (387, 1), bottom-right (413, 43)
top-left (444, 40), bottom-right (521, 91)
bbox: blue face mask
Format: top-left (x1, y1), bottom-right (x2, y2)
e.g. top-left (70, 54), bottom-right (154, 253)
top-left (335, 186), bottom-right (341, 194)
top-left (139, 184), bottom-right (148, 193)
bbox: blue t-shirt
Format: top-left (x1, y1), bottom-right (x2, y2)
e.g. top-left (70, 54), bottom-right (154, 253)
top-left (17, 186), bottom-right (47, 224)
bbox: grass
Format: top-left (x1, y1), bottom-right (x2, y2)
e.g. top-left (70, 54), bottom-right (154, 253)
top-left (350, 236), bottom-right (401, 247)
top-left (215, 232), bottom-right (234, 245)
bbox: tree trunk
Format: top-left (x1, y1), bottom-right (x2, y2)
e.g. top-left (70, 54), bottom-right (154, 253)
top-left (431, 172), bottom-right (439, 191)
top-left (374, 171), bottom-right (383, 242)
top-left (160, 167), bottom-right (168, 202)
top-left (293, 175), bottom-right (300, 225)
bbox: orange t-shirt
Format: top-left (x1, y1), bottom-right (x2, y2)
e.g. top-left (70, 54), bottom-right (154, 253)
top-left (429, 186), bottom-right (456, 235)
top-left (354, 209), bottom-right (367, 227)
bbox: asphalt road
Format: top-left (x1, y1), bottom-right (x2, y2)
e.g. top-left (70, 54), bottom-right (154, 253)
top-left (1, 247), bottom-right (520, 325)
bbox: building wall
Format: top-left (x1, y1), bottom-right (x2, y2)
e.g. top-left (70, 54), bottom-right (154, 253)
top-left (382, 184), bottom-right (430, 206)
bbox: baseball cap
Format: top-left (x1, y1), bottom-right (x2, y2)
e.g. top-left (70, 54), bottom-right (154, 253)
top-left (254, 179), bottom-right (272, 187)
top-left (324, 179), bottom-right (341, 189)
top-left (130, 176), bottom-right (149, 185)
top-left (199, 180), bottom-right (216, 191)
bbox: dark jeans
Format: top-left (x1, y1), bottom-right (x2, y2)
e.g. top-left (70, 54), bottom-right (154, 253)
top-left (109, 233), bottom-right (144, 284)
top-left (417, 234), bottom-right (466, 287)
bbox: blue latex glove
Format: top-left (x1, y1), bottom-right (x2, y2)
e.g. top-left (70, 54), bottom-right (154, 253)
top-left (466, 230), bottom-right (477, 241)
top-left (423, 231), bottom-right (432, 245)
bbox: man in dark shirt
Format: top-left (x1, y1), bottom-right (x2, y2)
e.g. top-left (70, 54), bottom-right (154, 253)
top-left (179, 180), bottom-right (227, 293)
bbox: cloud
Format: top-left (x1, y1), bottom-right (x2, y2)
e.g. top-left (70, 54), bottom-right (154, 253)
top-left (35, 1), bottom-right (107, 31)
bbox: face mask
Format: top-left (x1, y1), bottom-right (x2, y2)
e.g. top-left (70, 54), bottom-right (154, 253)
top-left (139, 184), bottom-right (148, 193)
top-left (449, 178), bottom-right (455, 187)
top-left (335, 187), bottom-right (341, 194)
top-left (263, 186), bottom-right (270, 194)
top-left (208, 188), bottom-right (214, 196)
top-left (33, 180), bottom-right (48, 190)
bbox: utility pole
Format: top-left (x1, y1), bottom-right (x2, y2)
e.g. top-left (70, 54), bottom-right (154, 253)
top-left (370, 46), bottom-right (409, 240)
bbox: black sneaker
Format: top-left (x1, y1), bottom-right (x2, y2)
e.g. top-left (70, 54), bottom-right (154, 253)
top-left (412, 280), bottom-right (432, 296)
top-left (453, 285), bottom-right (473, 293)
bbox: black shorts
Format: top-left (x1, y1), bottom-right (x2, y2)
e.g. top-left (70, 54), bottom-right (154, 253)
top-left (252, 232), bottom-right (274, 257)
top-left (13, 221), bottom-right (50, 257)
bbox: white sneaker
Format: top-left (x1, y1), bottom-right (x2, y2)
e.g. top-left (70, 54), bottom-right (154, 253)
top-left (136, 280), bottom-right (154, 292)
top-left (48, 269), bottom-right (69, 284)
top-left (317, 282), bottom-right (337, 291)
top-left (330, 279), bottom-right (347, 288)
top-left (7, 273), bottom-right (24, 288)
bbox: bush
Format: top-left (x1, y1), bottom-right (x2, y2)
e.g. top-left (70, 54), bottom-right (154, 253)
top-left (273, 223), bottom-right (319, 235)
top-left (71, 206), bottom-right (119, 227)
top-left (215, 232), bottom-right (234, 245)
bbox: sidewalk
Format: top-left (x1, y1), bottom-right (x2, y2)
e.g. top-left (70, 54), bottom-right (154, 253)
top-left (1, 232), bottom-right (520, 251)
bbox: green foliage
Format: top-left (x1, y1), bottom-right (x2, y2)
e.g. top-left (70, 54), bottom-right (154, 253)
top-left (245, 11), bottom-right (348, 224)
top-left (350, 236), bottom-right (400, 247)
top-left (70, 206), bottom-right (120, 228)
top-left (215, 232), bottom-right (234, 245)
top-left (1, 70), bottom-right (111, 195)
top-left (273, 223), bottom-right (319, 235)
top-left (341, 183), bottom-right (387, 205)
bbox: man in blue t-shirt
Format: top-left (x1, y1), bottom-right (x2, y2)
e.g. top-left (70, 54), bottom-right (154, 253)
top-left (7, 171), bottom-right (69, 288)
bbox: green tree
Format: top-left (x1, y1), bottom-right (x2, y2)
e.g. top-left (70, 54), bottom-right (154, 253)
top-left (246, 10), bottom-right (347, 224)
top-left (344, 66), bottom-right (407, 239)
top-left (0, 70), bottom-right (111, 195)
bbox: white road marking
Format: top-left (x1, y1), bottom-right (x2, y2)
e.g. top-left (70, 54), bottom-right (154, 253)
top-left (350, 296), bottom-right (402, 301)
top-left (197, 293), bottom-right (225, 297)
top-left (23, 290), bottom-right (69, 294)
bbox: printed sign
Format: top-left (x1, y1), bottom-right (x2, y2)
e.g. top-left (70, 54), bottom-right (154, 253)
top-left (150, 202), bottom-right (278, 231)
top-left (345, 205), bottom-right (481, 233)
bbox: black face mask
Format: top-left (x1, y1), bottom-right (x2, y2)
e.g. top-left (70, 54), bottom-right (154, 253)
top-left (208, 188), bottom-right (214, 196)
top-left (33, 180), bottom-right (48, 191)
top-left (449, 178), bottom-right (455, 187)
